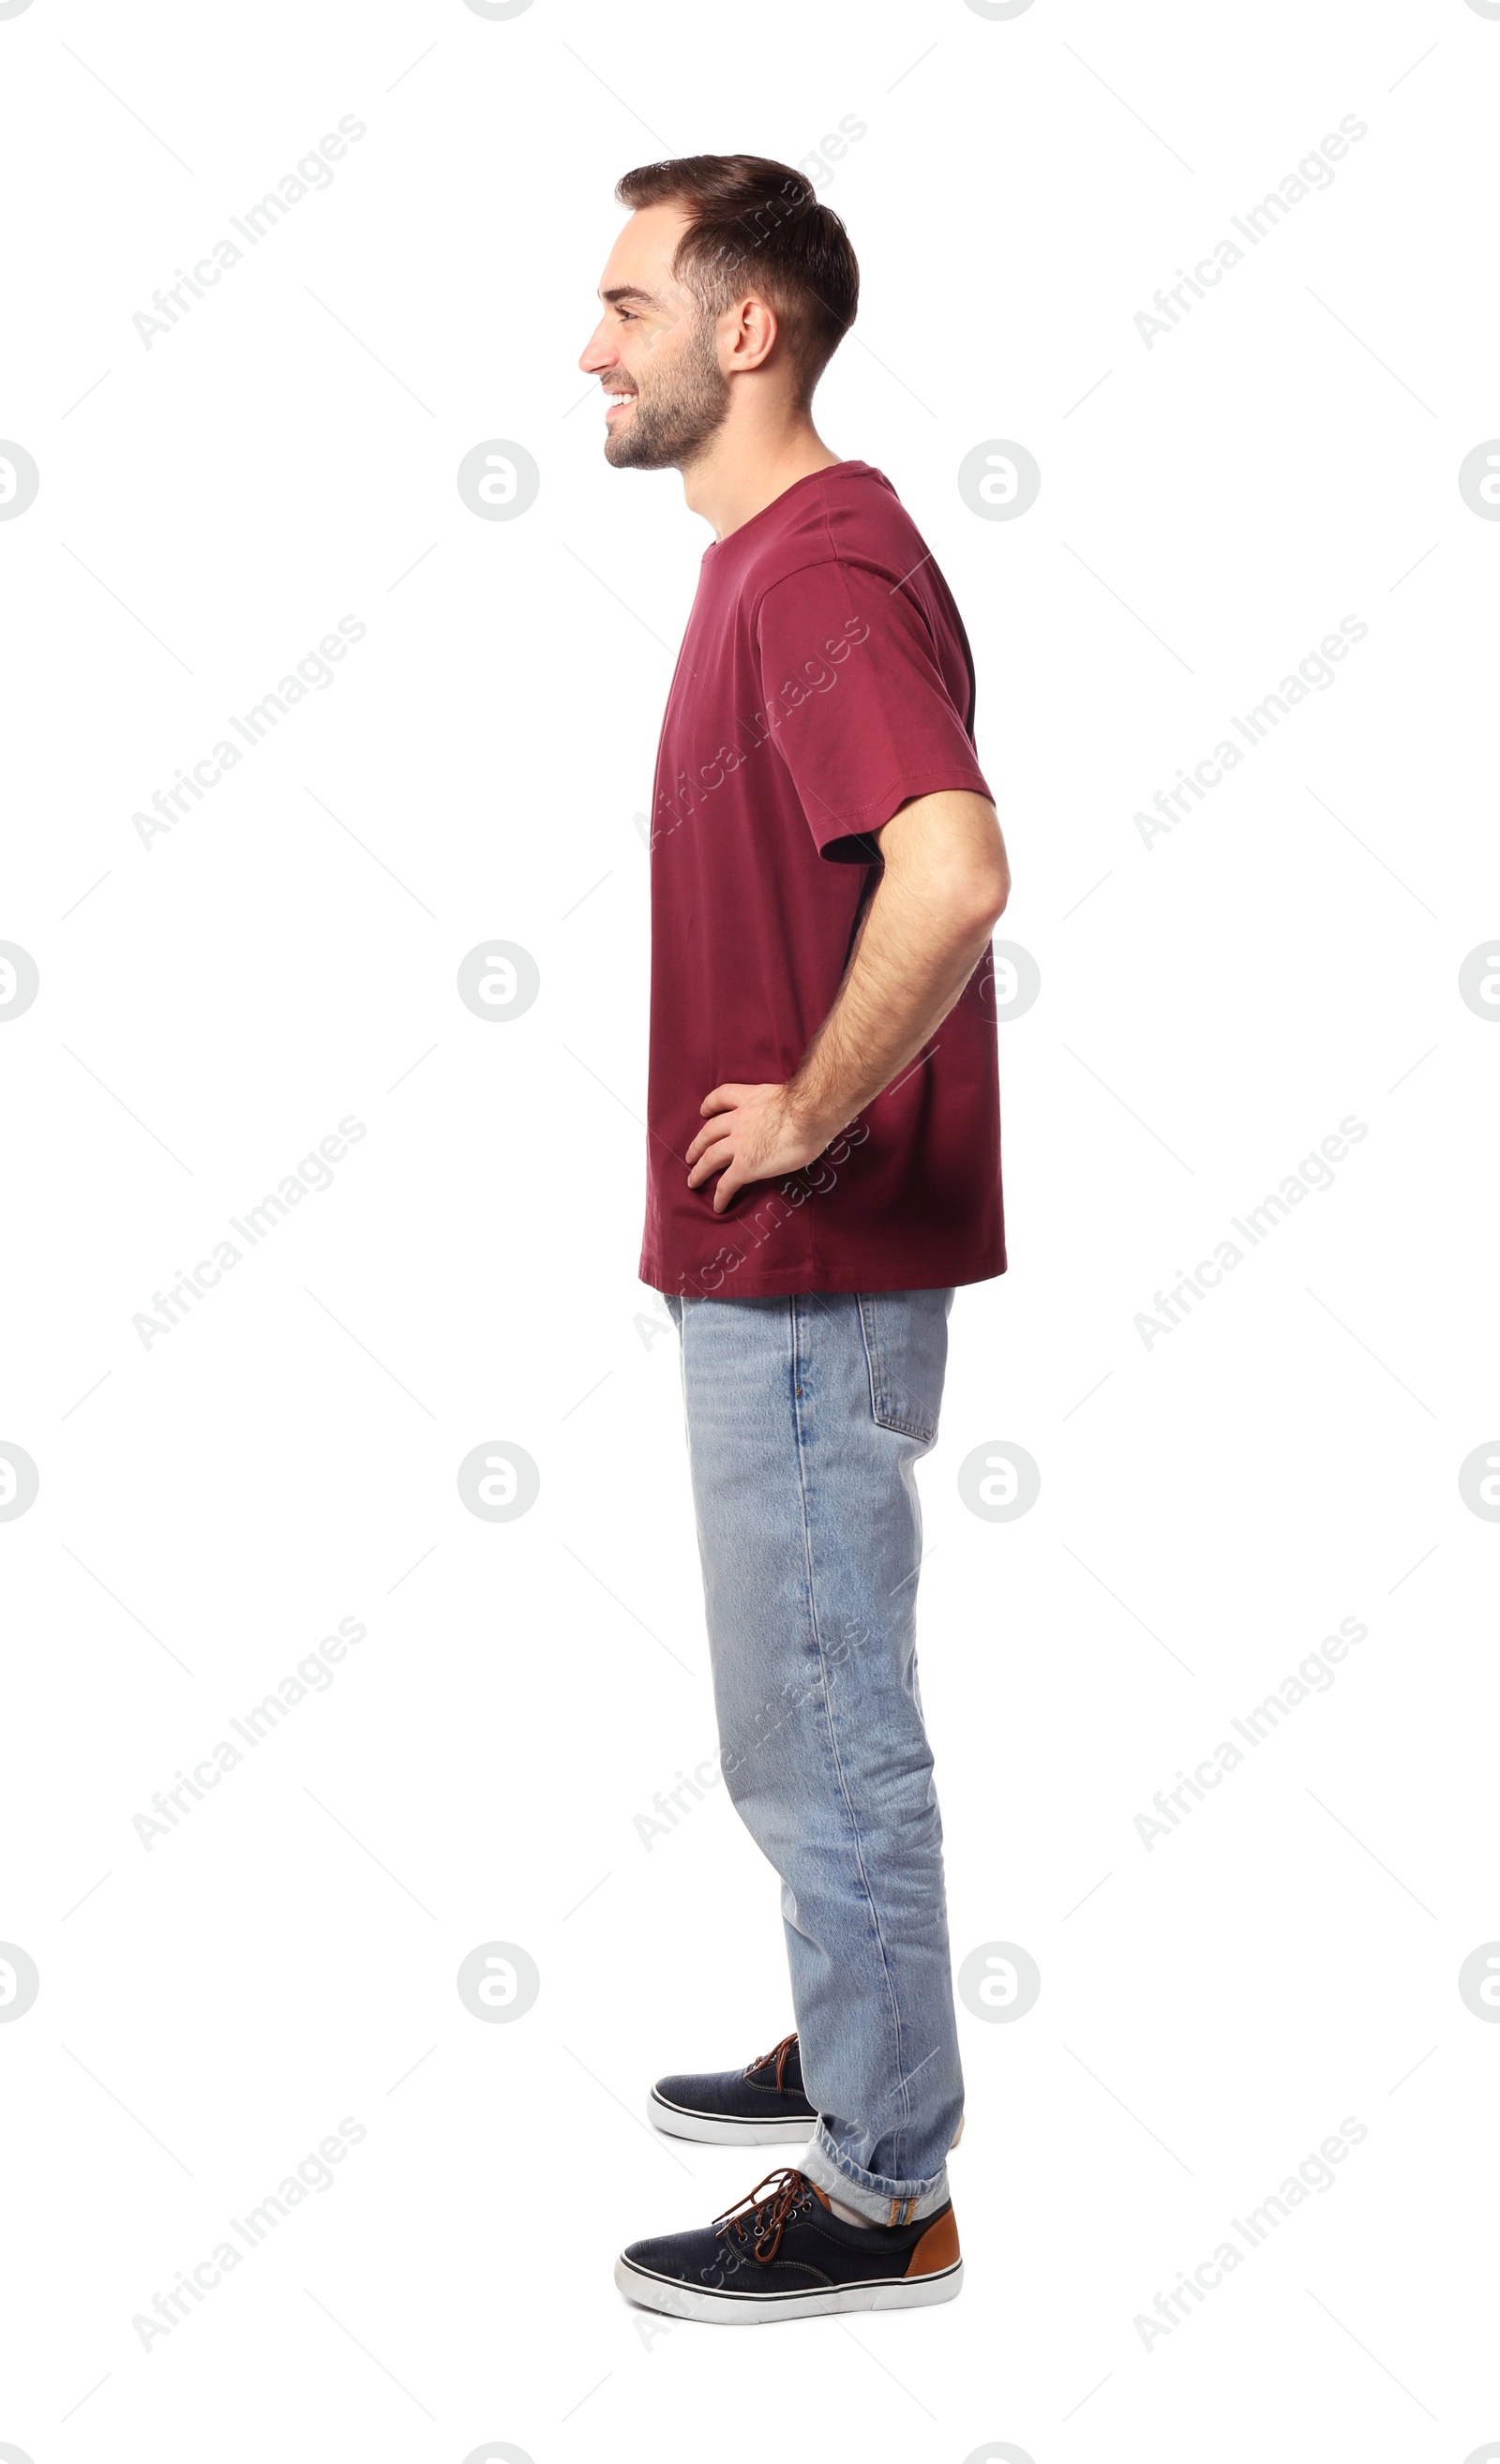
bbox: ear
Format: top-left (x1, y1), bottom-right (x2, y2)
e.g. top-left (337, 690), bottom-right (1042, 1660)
top-left (725, 293), bottom-right (779, 374)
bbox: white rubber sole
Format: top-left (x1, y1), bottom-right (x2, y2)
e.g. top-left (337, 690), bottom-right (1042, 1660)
top-left (614, 2254), bottom-right (963, 2323)
top-left (647, 2092), bottom-right (965, 2151)
top-left (648, 2091), bottom-right (815, 2145)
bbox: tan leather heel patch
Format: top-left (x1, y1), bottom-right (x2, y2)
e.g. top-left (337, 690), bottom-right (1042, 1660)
top-left (905, 2207), bottom-right (960, 2276)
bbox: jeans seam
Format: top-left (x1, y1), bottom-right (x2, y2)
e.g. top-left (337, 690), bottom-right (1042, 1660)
top-left (790, 1290), bottom-right (912, 2178)
top-left (671, 1295), bottom-right (689, 1436)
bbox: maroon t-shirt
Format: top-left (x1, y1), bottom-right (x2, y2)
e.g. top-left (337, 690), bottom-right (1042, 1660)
top-left (639, 459), bottom-right (1006, 1300)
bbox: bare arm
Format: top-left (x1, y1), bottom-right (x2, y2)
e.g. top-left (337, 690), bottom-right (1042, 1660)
top-left (685, 789), bottom-right (1011, 1213)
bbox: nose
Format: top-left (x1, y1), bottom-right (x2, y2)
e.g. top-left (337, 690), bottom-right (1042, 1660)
top-left (578, 322), bottom-right (616, 378)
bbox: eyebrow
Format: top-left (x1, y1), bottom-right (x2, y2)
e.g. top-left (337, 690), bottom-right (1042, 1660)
top-left (599, 283), bottom-right (657, 307)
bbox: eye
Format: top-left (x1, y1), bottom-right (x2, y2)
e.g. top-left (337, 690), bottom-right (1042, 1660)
top-left (615, 308), bottom-right (637, 323)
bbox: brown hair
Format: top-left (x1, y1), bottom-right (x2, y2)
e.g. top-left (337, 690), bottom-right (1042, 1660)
top-left (614, 154), bottom-right (859, 406)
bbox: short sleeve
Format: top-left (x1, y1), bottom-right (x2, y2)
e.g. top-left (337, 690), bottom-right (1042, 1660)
top-left (754, 560), bottom-right (993, 863)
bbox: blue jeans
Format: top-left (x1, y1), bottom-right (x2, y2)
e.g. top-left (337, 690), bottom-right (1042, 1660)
top-left (665, 1286), bottom-right (963, 2224)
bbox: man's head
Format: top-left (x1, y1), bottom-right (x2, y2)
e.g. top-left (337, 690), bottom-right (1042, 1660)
top-left (578, 154), bottom-right (859, 471)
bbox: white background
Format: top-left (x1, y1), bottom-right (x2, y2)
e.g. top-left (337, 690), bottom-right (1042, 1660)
top-left (2, 0), bottom-right (1497, 2457)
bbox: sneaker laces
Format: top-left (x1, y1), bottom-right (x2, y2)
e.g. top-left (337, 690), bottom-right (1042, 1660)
top-left (714, 2167), bottom-right (815, 2263)
top-left (743, 2030), bottom-right (797, 2092)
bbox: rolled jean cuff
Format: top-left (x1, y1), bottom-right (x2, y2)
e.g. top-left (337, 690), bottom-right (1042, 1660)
top-left (800, 2125), bottom-right (952, 2226)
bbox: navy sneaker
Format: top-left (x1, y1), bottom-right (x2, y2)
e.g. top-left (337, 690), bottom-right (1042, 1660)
top-left (648, 2031), bottom-right (816, 2145)
top-left (649, 2029), bottom-right (967, 2151)
top-left (615, 2166), bottom-right (963, 2323)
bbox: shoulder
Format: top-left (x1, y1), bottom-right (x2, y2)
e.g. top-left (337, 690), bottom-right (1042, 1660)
top-left (744, 468), bottom-right (932, 617)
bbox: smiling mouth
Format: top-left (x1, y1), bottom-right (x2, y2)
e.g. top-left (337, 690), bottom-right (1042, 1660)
top-left (604, 389), bottom-right (636, 416)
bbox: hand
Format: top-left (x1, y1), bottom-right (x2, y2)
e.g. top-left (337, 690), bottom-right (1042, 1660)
top-left (685, 1081), bottom-right (832, 1213)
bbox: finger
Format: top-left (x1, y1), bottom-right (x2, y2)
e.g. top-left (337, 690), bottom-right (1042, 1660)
top-left (713, 1156), bottom-right (751, 1211)
top-left (686, 1136), bottom-right (735, 1191)
top-left (685, 1116), bottom-right (735, 1168)
top-left (698, 1084), bottom-right (745, 1118)
top-left (685, 1121), bottom-right (734, 1172)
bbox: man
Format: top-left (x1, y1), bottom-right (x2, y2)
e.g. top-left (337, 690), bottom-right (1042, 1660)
top-left (579, 155), bottom-right (1010, 2323)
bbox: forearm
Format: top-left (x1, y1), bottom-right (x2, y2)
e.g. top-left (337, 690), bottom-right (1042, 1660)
top-left (684, 790), bottom-right (1009, 1212)
top-left (787, 865), bottom-right (998, 1141)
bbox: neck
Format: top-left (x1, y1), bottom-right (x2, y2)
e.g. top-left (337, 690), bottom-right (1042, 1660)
top-left (682, 413), bottom-right (844, 542)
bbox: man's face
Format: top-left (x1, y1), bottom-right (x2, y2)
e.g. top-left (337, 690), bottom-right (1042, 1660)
top-left (578, 203), bottom-right (731, 471)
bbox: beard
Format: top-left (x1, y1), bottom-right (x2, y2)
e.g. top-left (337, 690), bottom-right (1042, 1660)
top-left (604, 315), bottom-right (731, 471)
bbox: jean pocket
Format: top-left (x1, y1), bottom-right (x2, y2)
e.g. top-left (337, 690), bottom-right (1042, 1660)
top-left (856, 1289), bottom-right (953, 1444)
